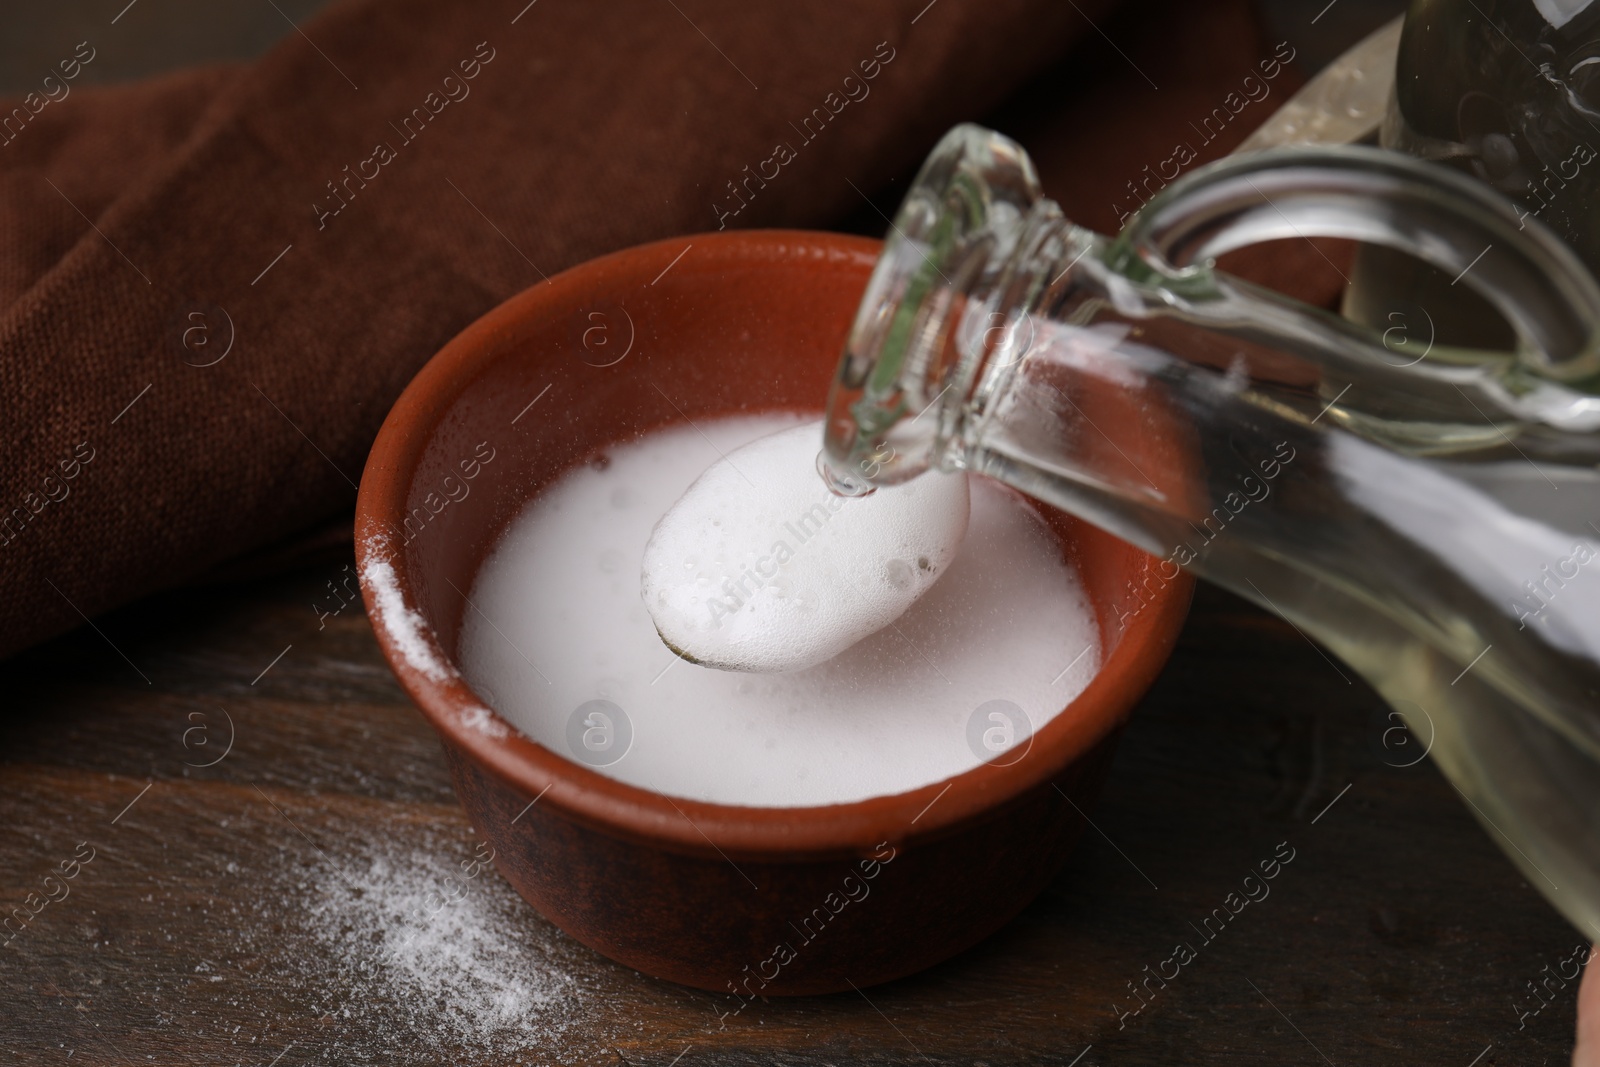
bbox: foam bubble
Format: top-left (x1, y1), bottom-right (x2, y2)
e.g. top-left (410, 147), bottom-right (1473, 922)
top-left (641, 420), bottom-right (970, 673)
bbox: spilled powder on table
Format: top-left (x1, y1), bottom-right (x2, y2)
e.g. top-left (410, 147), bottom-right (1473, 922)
top-left (358, 536), bottom-right (509, 741)
top-left (293, 833), bottom-right (585, 1059)
top-left (360, 547), bottom-right (451, 683)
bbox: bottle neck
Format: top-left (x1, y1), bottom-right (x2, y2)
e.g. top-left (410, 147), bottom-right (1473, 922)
top-left (820, 205), bottom-right (1102, 495)
top-left (924, 204), bottom-right (1103, 485)
top-left (823, 126), bottom-right (1600, 502)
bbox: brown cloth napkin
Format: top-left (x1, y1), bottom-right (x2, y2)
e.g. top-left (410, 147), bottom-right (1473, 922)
top-left (0, 0), bottom-right (1125, 661)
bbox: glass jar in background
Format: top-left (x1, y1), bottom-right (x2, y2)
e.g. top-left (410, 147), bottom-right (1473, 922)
top-left (1346, 0), bottom-right (1600, 346)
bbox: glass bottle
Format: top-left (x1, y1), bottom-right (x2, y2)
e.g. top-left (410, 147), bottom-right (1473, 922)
top-left (821, 124), bottom-right (1600, 941)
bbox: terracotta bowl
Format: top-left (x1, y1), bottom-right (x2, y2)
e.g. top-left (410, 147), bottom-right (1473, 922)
top-left (354, 230), bottom-right (1192, 997)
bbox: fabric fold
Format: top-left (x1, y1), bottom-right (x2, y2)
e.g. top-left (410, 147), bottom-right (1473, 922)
top-left (0, 0), bottom-right (1109, 659)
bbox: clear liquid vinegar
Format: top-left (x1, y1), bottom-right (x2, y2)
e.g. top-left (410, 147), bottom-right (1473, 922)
top-left (975, 314), bottom-right (1600, 940)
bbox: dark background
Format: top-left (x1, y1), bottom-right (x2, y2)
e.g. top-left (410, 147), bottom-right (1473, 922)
top-left (0, 1), bottom-right (1405, 91)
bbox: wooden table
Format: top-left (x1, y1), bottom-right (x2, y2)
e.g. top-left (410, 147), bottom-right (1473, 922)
top-left (1, 559), bottom-right (1583, 1065)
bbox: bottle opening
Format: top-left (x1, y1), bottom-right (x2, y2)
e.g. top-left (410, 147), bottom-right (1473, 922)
top-left (816, 449), bottom-right (877, 498)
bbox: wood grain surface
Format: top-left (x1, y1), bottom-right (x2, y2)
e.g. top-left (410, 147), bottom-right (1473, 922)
top-left (0, 559), bottom-right (1583, 1066)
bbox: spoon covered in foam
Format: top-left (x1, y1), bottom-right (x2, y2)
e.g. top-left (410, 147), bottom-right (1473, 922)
top-left (641, 420), bottom-right (969, 673)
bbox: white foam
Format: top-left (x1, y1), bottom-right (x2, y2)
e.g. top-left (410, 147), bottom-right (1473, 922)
top-left (459, 413), bottom-right (1101, 808)
top-left (642, 420), bottom-right (970, 672)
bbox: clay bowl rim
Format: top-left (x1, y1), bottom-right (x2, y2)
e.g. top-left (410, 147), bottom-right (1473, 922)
top-left (355, 228), bottom-right (1192, 861)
